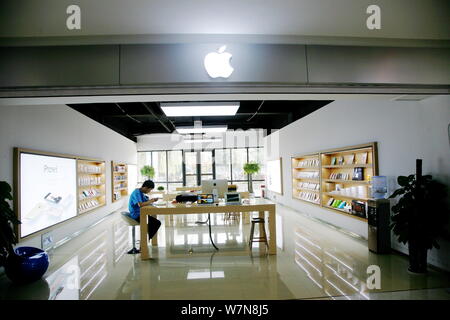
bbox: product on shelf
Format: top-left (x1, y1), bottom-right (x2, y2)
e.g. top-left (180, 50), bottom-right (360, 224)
top-left (359, 152), bottom-right (368, 164)
top-left (351, 200), bottom-right (367, 218)
top-left (114, 165), bottom-right (127, 173)
top-left (344, 154), bottom-right (355, 165)
top-left (79, 188), bottom-right (102, 200)
top-left (352, 167), bottom-right (364, 181)
top-left (78, 199), bottom-right (100, 212)
top-left (297, 191), bottom-right (320, 203)
top-left (327, 198), bottom-right (352, 213)
top-left (296, 171), bottom-right (320, 179)
top-left (297, 182), bottom-right (320, 190)
top-left (329, 172), bottom-right (350, 180)
top-left (78, 164), bottom-right (102, 174)
top-left (296, 158), bottom-right (319, 167)
top-left (114, 182), bottom-right (126, 190)
top-left (328, 185), bottom-right (368, 198)
top-left (78, 176), bottom-right (102, 186)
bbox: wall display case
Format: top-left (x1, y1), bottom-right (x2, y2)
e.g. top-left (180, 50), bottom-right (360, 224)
top-left (77, 159), bottom-right (106, 214)
top-left (111, 161), bottom-right (128, 202)
top-left (291, 142), bottom-right (378, 222)
top-left (291, 153), bottom-right (321, 205)
top-left (14, 147), bottom-right (108, 240)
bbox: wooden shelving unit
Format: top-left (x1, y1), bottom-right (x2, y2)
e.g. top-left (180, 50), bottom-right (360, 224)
top-left (320, 143), bottom-right (378, 221)
top-left (291, 142), bottom-right (378, 222)
top-left (291, 153), bottom-right (321, 205)
top-left (111, 161), bottom-right (128, 202)
top-left (77, 159), bottom-right (106, 214)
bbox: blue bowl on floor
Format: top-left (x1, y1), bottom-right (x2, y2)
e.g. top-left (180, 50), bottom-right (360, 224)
top-left (5, 247), bottom-right (50, 284)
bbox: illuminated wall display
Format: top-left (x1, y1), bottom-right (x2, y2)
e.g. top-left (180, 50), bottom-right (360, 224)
top-left (19, 153), bottom-right (78, 238)
top-left (266, 158), bottom-right (283, 195)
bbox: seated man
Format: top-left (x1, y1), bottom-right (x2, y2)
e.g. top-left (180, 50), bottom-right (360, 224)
top-left (128, 180), bottom-right (161, 240)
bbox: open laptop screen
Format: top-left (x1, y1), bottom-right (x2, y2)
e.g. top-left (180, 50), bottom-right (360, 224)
top-left (226, 193), bottom-right (241, 203)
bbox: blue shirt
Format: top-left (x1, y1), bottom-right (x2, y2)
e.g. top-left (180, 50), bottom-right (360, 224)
top-left (128, 189), bottom-right (149, 220)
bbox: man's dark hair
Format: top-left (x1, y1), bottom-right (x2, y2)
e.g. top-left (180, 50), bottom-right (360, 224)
top-left (142, 180), bottom-right (155, 189)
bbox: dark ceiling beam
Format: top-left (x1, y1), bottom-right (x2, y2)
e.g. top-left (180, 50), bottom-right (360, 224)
top-left (141, 102), bottom-right (173, 133)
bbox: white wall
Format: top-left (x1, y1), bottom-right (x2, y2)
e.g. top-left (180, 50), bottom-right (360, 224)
top-left (0, 104), bottom-right (137, 249)
top-left (264, 95), bottom-right (450, 271)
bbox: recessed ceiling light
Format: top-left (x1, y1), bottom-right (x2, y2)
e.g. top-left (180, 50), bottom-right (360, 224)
top-left (176, 125), bottom-right (228, 134)
top-left (161, 102), bottom-right (239, 117)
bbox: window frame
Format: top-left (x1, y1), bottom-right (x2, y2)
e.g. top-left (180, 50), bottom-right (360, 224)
top-left (137, 146), bottom-right (265, 190)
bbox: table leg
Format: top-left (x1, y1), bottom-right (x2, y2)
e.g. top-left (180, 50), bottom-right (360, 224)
top-left (258, 211), bottom-right (265, 236)
top-left (140, 214), bottom-right (150, 260)
top-left (151, 214), bottom-right (158, 246)
top-left (243, 212), bottom-right (250, 224)
top-left (268, 208), bottom-right (277, 255)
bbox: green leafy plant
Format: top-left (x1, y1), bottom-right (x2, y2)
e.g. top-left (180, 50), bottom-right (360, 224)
top-left (157, 186), bottom-right (165, 191)
top-left (0, 181), bottom-right (21, 265)
top-left (140, 165), bottom-right (155, 179)
top-left (243, 162), bottom-right (261, 194)
top-left (243, 162), bottom-right (261, 175)
top-left (389, 172), bottom-right (448, 273)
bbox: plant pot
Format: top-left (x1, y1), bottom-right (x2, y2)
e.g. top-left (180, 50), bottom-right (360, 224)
top-left (407, 240), bottom-right (428, 274)
top-left (5, 247), bottom-right (50, 284)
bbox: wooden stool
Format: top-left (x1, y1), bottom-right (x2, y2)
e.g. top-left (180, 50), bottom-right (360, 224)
top-left (248, 217), bottom-right (269, 250)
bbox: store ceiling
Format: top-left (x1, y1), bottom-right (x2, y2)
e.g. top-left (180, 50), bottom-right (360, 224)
top-left (68, 100), bottom-right (332, 142)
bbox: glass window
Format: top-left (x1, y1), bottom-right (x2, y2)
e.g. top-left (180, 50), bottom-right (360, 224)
top-left (248, 148), bottom-right (265, 180)
top-left (184, 152), bottom-right (197, 175)
top-left (232, 148), bottom-right (248, 181)
top-left (168, 183), bottom-right (183, 192)
top-left (186, 175), bottom-right (198, 187)
top-left (215, 149), bottom-right (231, 180)
top-left (152, 151), bottom-right (167, 182)
top-left (201, 175), bottom-right (213, 182)
top-left (137, 152), bottom-right (152, 183)
top-left (200, 151), bottom-right (213, 174)
top-left (234, 182), bottom-right (248, 192)
top-left (168, 151), bottom-right (183, 182)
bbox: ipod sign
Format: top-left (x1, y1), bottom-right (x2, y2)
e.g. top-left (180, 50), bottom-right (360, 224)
top-left (204, 45), bottom-right (234, 79)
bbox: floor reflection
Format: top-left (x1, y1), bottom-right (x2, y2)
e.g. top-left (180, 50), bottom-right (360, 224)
top-left (1, 204), bottom-right (449, 300)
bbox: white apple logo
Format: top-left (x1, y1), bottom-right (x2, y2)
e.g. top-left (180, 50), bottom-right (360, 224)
top-left (204, 45), bottom-right (234, 78)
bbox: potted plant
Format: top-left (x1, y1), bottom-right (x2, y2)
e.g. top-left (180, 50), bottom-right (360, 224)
top-left (389, 160), bottom-right (449, 274)
top-left (0, 181), bottom-right (20, 267)
top-left (0, 181), bottom-right (50, 284)
top-left (243, 162), bottom-right (261, 194)
top-left (140, 165), bottom-right (155, 180)
top-left (157, 186), bottom-right (165, 192)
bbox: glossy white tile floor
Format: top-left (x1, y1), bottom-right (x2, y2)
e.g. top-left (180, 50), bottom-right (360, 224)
top-left (1, 204), bottom-right (449, 300)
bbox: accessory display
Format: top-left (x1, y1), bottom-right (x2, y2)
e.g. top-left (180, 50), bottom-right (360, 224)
top-left (197, 193), bottom-right (214, 205)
